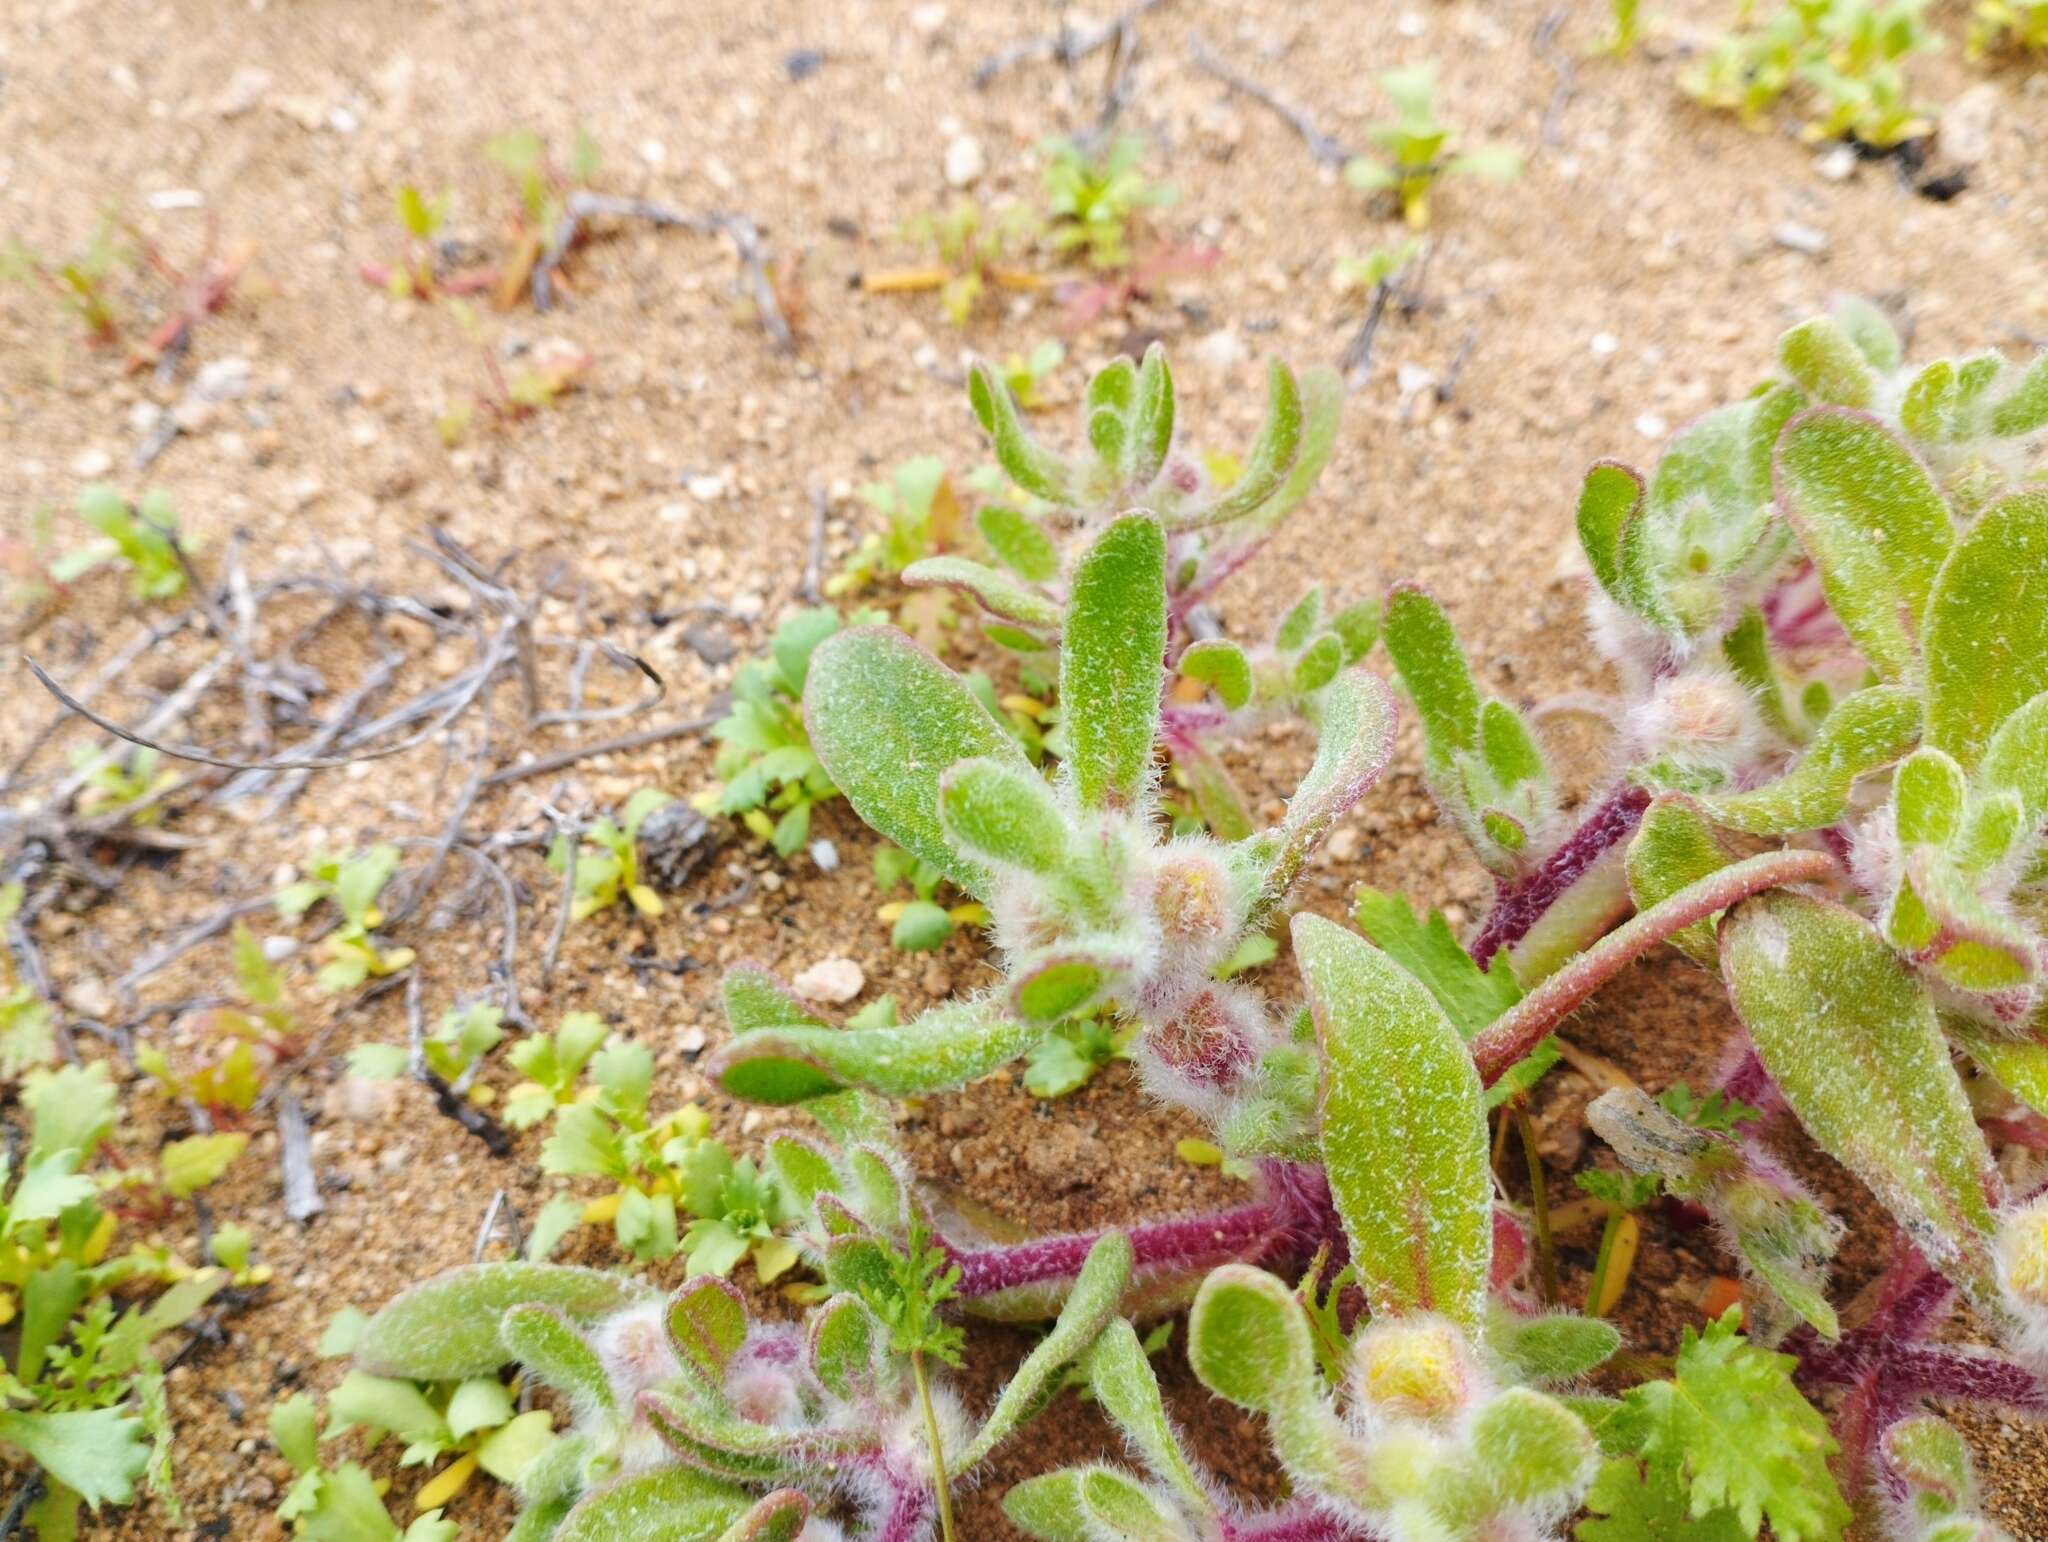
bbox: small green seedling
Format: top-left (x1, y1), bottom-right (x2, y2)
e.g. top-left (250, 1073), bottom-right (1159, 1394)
top-left (874, 845), bottom-right (987, 953)
top-left (69, 746), bottom-right (175, 825)
top-left (0, 884), bottom-right (56, 1079)
top-left (704, 606), bottom-right (877, 855)
top-left (863, 200), bottom-right (1044, 326)
top-left (1038, 135), bottom-right (1175, 270)
top-left (1, 216), bottom-right (124, 344)
top-left (0, 1065), bottom-right (228, 1540)
top-left (1000, 340), bottom-right (1065, 410)
top-left (275, 845), bottom-right (417, 993)
top-left (1971, 0), bottom-right (2048, 51)
top-left (1344, 64), bottom-right (1521, 229)
top-left (1333, 237), bottom-right (1423, 297)
top-left (829, 456), bottom-right (965, 599)
top-left (1022, 1014), bottom-right (1129, 1099)
top-left (1602, 0), bottom-right (1644, 54)
top-left (136, 924), bottom-right (299, 1120)
top-left (1683, 0), bottom-right (1940, 147)
top-left (49, 485), bottom-right (188, 600)
top-left (547, 789), bottom-right (676, 921)
top-left (361, 184), bottom-right (454, 300)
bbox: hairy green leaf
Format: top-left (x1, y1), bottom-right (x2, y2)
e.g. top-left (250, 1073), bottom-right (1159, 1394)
top-left (1722, 893), bottom-right (2000, 1304)
top-left (1296, 913), bottom-right (1490, 1330)
top-left (1696, 684), bottom-right (1920, 835)
top-left (1923, 488), bottom-right (2048, 769)
top-left (708, 993), bottom-right (1038, 1103)
top-left (1774, 409), bottom-right (1951, 682)
top-left (354, 1264), bottom-right (655, 1381)
top-left (805, 626), bottom-right (1029, 897)
top-left (939, 757), bottom-right (1070, 874)
top-left (1062, 516), bottom-right (1168, 810)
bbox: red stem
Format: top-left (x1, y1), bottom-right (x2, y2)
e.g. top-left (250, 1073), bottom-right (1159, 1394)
top-left (1472, 848), bottom-right (1839, 1087)
top-left (1470, 784), bottom-right (1652, 969)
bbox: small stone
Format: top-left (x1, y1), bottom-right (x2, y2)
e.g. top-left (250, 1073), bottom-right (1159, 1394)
top-left (1941, 82), bottom-right (1998, 167)
top-left (1634, 412), bottom-right (1668, 440)
top-left (792, 957), bottom-right (865, 1005)
top-left (639, 802), bottom-right (724, 891)
top-left (64, 977), bottom-right (113, 1019)
top-left (921, 964), bottom-right (954, 997)
top-left (325, 1076), bottom-right (399, 1124)
top-left (213, 65), bottom-right (273, 117)
top-left (1815, 144), bottom-right (1859, 183)
top-left (127, 401), bottom-right (164, 435)
top-left (1396, 362), bottom-right (1436, 397)
top-left (1771, 221), bottom-right (1829, 257)
top-left (638, 137), bottom-right (667, 167)
top-left (70, 447), bottom-right (114, 478)
top-left (809, 839), bottom-right (840, 873)
top-left (1325, 826), bottom-right (1362, 863)
top-left (146, 188), bottom-right (206, 211)
top-left (261, 934), bottom-right (300, 963)
top-left (677, 1025), bottom-right (708, 1055)
top-left (1589, 332), bottom-right (1619, 358)
top-left (910, 2), bottom-right (948, 34)
top-left (1191, 327), bottom-right (1246, 374)
top-left (1021, 1127), bottom-right (1108, 1192)
top-left (943, 134), bottom-right (985, 189)
top-left (686, 472), bottom-right (725, 501)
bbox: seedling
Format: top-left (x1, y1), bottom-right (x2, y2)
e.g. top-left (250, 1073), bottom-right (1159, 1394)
top-left (829, 456), bottom-right (966, 598)
top-left (1333, 236), bottom-right (1423, 297)
top-left (546, 789), bottom-right (676, 921)
top-left (48, 485), bottom-right (188, 601)
top-left (1, 215), bottom-right (124, 344)
top-left (0, 1065), bottom-right (227, 1540)
top-left (275, 845), bottom-right (417, 993)
top-left (1602, 0), bottom-right (1644, 54)
top-left (863, 199), bottom-right (1044, 326)
top-left (703, 605), bottom-right (879, 855)
top-left (1038, 135), bottom-right (1175, 271)
top-left (1682, 0), bottom-right (1940, 147)
top-left (1022, 1013), bottom-right (1129, 1099)
top-left (69, 745), bottom-right (175, 825)
top-left (135, 924), bottom-right (300, 1122)
top-left (1344, 64), bottom-right (1522, 229)
top-left (0, 884), bottom-right (56, 1078)
top-left (1971, 0), bottom-right (2048, 50)
top-left (485, 126), bottom-right (601, 306)
top-left (362, 184), bottom-right (455, 299)
top-left (873, 845), bottom-right (987, 953)
top-left (1000, 338), bottom-right (1065, 410)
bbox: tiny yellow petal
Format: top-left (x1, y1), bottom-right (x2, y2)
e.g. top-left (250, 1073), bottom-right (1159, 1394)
top-left (877, 901), bottom-right (909, 923)
top-left (581, 1192), bottom-right (623, 1225)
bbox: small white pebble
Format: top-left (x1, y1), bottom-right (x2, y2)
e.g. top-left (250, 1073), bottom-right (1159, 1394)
top-left (792, 957), bottom-right (865, 1004)
top-left (1635, 412), bottom-right (1669, 439)
top-left (809, 839), bottom-right (840, 873)
top-left (1590, 332), bottom-right (1619, 358)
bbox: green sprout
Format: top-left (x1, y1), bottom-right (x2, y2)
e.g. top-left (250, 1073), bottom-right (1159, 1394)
top-left (829, 457), bottom-right (965, 599)
top-left (546, 788), bottom-right (676, 921)
top-left (864, 199), bottom-right (1044, 326)
top-left (48, 485), bottom-right (188, 601)
top-left (1970, 0), bottom-right (2048, 51)
top-left (1038, 135), bottom-right (1175, 270)
top-left (68, 746), bottom-right (175, 826)
top-left (0, 884), bottom-right (57, 1079)
top-left (1, 215), bottom-right (123, 344)
top-left (873, 845), bottom-right (987, 953)
top-left (1682, 0), bottom-right (1940, 147)
top-left (1343, 64), bottom-right (1521, 229)
top-left (275, 845), bottom-right (417, 993)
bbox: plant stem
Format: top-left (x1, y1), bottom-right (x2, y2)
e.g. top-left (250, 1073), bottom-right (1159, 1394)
top-left (1515, 1106), bottom-right (1561, 1307)
top-left (912, 1348), bottom-right (956, 1542)
top-left (1472, 847), bottom-right (1838, 1086)
top-left (1586, 1209), bottom-right (1621, 1318)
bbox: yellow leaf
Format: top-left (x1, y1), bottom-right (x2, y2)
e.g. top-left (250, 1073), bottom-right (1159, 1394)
top-left (1176, 1138), bottom-right (1224, 1167)
top-left (877, 901), bottom-right (909, 923)
top-left (628, 885), bottom-right (665, 917)
top-left (753, 1237), bottom-right (801, 1284)
top-left (0, 1291), bottom-right (15, 1328)
top-left (82, 1212), bottom-right (118, 1266)
top-left (413, 1452), bottom-right (479, 1512)
top-left (948, 903), bottom-right (992, 927)
top-left (1000, 694), bottom-right (1047, 720)
top-left (581, 1192), bottom-right (623, 1225)
top-left (468, 1084), bottom-right (496, 1107)
top-left (1596, 1215), bottom-right (1640, 1317)
top-left (742, 809), bottom-right (776, 842)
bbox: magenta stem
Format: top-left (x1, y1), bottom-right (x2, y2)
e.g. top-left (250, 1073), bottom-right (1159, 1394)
top-left (1226, 1506), bottom-right (1371, 1542)
top-left (947, 1161), bottom-right (1339, 1299)
top-left (1472, 847), bottom-right (1839, 1086)
top-left (1470, 784), bottom-right (1652, 969)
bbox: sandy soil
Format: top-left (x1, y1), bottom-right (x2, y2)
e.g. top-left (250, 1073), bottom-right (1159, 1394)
top-left (3, 0), bottom-right (2046, 1535)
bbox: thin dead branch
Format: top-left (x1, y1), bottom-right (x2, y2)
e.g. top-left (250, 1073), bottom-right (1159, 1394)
top-left (975, 0), bottom-right (1167, 89)
top-left (1188, 37), bottom-right (1353, 169)
top-left (277, 1092), bottom-right (323, 1222)
top-left (481, 707), bottom-right (725, 789)
top-left (534, 193), bottom-right (795, 354)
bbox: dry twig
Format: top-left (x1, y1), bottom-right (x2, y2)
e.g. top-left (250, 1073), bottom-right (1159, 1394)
top-left (1188, 36), bottom-right (1353, 168)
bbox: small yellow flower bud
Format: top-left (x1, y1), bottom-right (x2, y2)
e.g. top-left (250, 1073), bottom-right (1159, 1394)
top-left (1352, 1319), bottom-right (1470, 1422)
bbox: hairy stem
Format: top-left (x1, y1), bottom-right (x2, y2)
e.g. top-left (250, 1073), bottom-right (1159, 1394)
top-left (1226, 1507), bottom-right (1374, 1542)
top-left (1471, 783), bottom-right (1652, 971)
top-left (949, 1161), bottom-right (1338, 1299)
top-left (1472, 848), bottom-right (1839, 1086)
